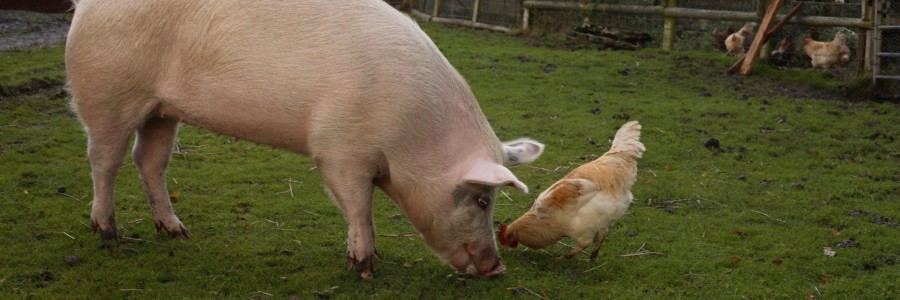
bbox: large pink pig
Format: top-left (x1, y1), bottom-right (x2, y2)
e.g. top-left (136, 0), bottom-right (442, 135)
top-left (65, 0), bottom-right (543, 278)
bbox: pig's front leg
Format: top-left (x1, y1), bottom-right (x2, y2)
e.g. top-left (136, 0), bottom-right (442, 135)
top-left (317, 157), bottom-right (379, 279)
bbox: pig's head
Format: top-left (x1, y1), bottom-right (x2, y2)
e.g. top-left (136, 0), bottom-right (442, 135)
top-left (401, 139), bottom-right (543, 277)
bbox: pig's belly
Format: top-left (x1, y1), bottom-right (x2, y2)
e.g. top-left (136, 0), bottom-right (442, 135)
top-left (155, 100), bottom-right (311, 154)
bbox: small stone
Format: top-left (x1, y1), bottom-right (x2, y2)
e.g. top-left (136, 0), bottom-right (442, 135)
top-left (64, 255), bottom-right (81, 266)
top-left (836, 239), bottom-right (859, 248)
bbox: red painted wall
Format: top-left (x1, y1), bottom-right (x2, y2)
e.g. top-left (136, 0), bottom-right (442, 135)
top-left (0, 0), bottom-right (73, 13)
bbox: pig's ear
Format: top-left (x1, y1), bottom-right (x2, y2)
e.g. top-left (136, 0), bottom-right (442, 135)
top-left (462, 161), bottom-right (529, 193)
top-left (502, 138), bottom-right (544, 167)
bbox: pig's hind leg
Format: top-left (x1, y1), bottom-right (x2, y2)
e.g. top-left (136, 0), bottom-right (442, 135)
top-left (132, 117), bottom-right (189, 238)
top-left (80, 109), bottom-right (136, 241)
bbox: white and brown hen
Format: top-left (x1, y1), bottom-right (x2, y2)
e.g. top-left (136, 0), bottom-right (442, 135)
top-left (498, 121), bottom-right (644, 259)
top-left (803, 31), bottom-right (852, 72)
top-left (725, 22), bottom-right (756, 56)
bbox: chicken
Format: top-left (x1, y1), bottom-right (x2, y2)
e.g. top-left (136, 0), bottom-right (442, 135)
top-left (712, 26), bottom-right (736, 52)
top-left (803, 31), bottom-right (852, 72)
top-left (725, 22), bottom-right (755, 56)
top-left (498, 121), bottom-right (644, 260)
top-left (800, 28), bottom-right (821, 68)
top-left (837, 41), bottom-right (851, 69)
top-left (769, 33), bottom-right (796, 69)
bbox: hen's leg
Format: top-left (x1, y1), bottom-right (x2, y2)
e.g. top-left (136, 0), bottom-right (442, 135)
top-left (589, 228), bottom-right (609, 260)
top-left (562, 246), bottom-right (585, 259)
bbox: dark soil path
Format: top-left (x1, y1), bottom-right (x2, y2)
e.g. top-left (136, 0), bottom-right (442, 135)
top-left (0, 10), bottom-right (70, 51)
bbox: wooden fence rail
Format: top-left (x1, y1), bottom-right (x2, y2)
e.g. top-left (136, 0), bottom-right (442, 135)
top-left (411, 0), bottom-right (878, 73)
top-left (522, 1), bottom-right (872, 27)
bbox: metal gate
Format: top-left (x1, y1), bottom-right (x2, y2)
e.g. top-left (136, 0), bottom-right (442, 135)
top-left (873, 0), bottom-right (900, 99)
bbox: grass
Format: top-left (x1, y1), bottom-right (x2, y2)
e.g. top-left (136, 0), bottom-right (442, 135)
top-left (1, 21), bottom-right (897, 299)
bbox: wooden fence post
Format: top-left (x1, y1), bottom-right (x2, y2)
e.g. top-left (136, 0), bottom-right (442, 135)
top-left (727, 2), bottom-right (803, 75)
top-left (740, 0), bottom-right (784, 75)
top-left (662, 0), bottom-right (676, 51)
top-left (432, 0), bottom-right (441, 17)
top-left (861, 0), bottom-right (874, 74)
top-left (472, 0), bottom-right (480, 23)
top-left (522, 6), bottom-right (530, 30)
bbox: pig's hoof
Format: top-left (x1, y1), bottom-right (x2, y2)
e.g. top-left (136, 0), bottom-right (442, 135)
top-left (155, 219), bottom-right (190, 238)
top-left (348, 256), bottom-right (377, 279)
top-left (480, 262), bottom-right (507, 278)
top-left (91, 220), bottom-right (119, 241)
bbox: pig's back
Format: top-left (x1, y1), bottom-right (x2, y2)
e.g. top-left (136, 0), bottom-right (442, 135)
top-left (67, 0), bottom-right (481, 154)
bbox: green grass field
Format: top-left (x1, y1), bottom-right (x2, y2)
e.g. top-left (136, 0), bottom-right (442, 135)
top-left (1, 21), bottom-right (897, 299)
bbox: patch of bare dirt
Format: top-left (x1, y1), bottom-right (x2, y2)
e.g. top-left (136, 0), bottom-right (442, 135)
top-left (0, 10), bottom-right (70, 52)
top-left (524, 32), bottom-right (862, 102)
top-left (666, 54), bottom-right (857, 101)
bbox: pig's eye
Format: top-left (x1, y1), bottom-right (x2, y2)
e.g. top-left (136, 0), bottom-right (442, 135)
top-left (476, 196), bottom-right (490, 209)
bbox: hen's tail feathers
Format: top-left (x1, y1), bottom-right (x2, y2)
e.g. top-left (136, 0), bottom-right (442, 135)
top-left (607, 121), bottom-right (645, 159)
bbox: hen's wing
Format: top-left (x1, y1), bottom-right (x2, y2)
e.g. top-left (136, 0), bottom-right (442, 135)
top-left (532, 178), bottom-right (598, 219)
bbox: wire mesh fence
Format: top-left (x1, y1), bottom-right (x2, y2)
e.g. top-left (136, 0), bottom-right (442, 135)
top-left (874, 1), bottom-right (900, 99)
top-left (477, 0), bottom-right (519, 27)
top-left (677, 0), bottom-right (758, 12)
top-left (439, 0), bottom-right (475, 20)
top-left (408, 0), bottom-right (883, 88)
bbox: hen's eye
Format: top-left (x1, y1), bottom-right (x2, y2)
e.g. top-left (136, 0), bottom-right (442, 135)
top-left (477, 196), bottom-right (489, 209)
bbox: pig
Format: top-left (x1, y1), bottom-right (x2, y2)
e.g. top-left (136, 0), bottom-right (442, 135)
top-left (65, 0), bottom-right (544, 278)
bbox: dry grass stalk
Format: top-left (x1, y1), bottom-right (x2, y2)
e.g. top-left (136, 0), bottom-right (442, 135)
top-left (749, 209), bottom-right (788, 223)
top-left (581, 262), bottom-right (607, 274)
top-left (380, 233), bottom-right (418, 238)
top-left (620, 243), bottom-right (665, 257)
top-left (60, 192), bottom-right (85, 203)
top-left (507, 286), bottom-right (548, 299)
top-left (122, 236), bottom-right (167, 246)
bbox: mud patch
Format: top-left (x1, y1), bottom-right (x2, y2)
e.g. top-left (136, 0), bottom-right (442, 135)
top-left (848, 210), bottom-right (899, 229)
top-left (0, 10), bottom-right (70, 52)
top-left (26, 271), bottom-right (55, 287)
top-left (0, 76), bottom-right (65, 98)
top-left (522, 32), bottom-right (855, 101)
top-left (672, 56), bottom-right (853, 101)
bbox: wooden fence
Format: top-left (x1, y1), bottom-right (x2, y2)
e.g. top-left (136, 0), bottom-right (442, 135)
top-left (410, 0), bottom-right (878, 74)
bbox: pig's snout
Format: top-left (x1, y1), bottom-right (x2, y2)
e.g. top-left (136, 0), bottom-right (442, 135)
top-left (449, 243), bottom-right (506, 277)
